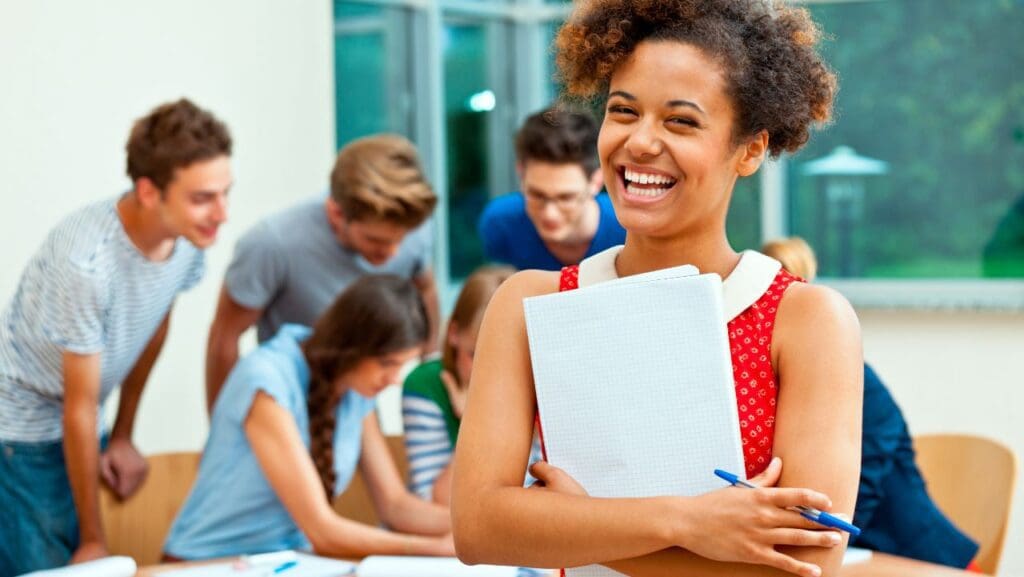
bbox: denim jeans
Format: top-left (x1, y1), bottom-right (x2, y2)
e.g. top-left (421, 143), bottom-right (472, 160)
top-left (0, 439), bottom-right (78, 577)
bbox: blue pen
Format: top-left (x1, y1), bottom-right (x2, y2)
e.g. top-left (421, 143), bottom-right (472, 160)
top-left (714, 469), bottom-right (860, 537)
top-left (272, 560), bottom-right (298, 574)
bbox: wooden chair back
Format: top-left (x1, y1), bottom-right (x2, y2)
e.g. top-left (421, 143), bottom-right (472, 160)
top-left (913, 433), bottom-right (1017, 574)
top-left (100, 451), bottom-right (202, 565)
top-left (333, 435), bottom-right (409, 526)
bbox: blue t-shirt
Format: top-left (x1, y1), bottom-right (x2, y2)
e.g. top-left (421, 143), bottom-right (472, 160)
top-left (477, 192), bottom-right (626, 271)
top-left (164, 324), bottom-right (376, 559)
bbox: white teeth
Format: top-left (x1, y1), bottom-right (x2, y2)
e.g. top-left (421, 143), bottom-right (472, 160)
top-left (624, 168), bottom-right (676, 186)
top-left (626, 184), bottom-right (669, 197)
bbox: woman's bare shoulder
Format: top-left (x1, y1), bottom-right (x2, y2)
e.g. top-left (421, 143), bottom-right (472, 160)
top-left (492, 269), bottom-right (562, 302)
top-left (777, 281), bottom-right (859, 335)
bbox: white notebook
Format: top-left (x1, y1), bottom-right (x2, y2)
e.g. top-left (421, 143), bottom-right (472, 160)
top-left (17, 557), bottom-right (136, 577)
top-left (357, 556), bottom-right (545, 577)
top-left (524, 267), bottom-right (744, 577)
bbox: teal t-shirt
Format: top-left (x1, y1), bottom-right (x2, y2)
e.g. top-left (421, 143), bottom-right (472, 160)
top-left (164, 324), bottom-right (376, 559)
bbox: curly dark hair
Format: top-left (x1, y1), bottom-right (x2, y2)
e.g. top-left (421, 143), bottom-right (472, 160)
top-left (555, 0), bottom-right (837, 157)
top-left (126, 98), bottom-right (232, 190)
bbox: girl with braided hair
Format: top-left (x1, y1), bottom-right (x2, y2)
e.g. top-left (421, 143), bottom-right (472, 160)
top-left (452, 2), bottom-right (861, 577)
top-left (165, 275), bottom-right (452, 560)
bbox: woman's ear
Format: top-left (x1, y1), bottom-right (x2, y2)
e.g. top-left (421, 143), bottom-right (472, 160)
top-left (736, 130), bottom-right (769, 177)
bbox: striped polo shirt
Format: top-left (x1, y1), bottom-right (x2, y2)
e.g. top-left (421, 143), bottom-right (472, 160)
top-left (0, 195), bottom-right (204, 442)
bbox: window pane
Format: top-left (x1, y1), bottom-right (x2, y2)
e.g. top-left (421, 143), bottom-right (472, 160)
top-left (444, 21), bottom-right (506, 279)
top-left (727, 176), bottom-right (762, 252)
top-left (789, 0), bottom-right (1024, 279)
top-left (334, 2), bottom-right (412, 146)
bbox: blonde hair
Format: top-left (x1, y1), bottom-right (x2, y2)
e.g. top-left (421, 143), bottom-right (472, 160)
top-left (761, 237), bottom-right (818, 282)
top-left (442, 266), bottom-right (515, 385)
top-left (330, 134), bottom-right (437, 228)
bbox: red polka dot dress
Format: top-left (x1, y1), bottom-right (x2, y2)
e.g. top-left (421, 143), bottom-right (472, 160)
top-left (555, 258), bottom-right (801, 478)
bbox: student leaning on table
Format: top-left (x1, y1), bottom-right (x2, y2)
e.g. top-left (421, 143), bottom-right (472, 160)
top-left (163, 275), bottom-right (452, 560)
top-left (451, 2), bottom-right (862, 577)
top-left (0, 99), bottom-right (232, 575)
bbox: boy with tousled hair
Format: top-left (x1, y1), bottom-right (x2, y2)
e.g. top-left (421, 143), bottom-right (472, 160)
top-left (477, 107), bottom-right (625, 270)
top-left (0, 98), bottom-right (233, 573)
top-left (206, 133), bottom-right (439, 409)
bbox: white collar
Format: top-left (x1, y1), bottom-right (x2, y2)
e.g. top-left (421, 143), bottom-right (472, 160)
top-left (577, 246), bottom-right (782, 322)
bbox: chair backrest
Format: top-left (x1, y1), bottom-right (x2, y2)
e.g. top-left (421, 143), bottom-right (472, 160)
top-left (100, 451), bottom-right (201, 565)
top-left (333, 435), bottom-right (409, 526)
top-left (913, 433), bottom-right (1017, 574)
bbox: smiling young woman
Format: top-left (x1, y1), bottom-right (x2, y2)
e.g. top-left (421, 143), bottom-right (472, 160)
top-left (450, 2), bottom-right (862, 577)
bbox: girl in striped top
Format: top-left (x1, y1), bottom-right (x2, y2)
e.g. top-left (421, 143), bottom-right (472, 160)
top-left (402, 266), bottom-right (515, 504)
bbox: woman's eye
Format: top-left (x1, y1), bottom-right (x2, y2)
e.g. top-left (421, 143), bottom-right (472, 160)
top-left (607, 105), bottom-right (635, 116)
top-left (668, 117), bottom-right (698, 128)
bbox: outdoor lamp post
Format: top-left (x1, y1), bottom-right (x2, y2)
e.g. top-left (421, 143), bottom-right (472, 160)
top-left (802, 146), bottom-right (889, 277)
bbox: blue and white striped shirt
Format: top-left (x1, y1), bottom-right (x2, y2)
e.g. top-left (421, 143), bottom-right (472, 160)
top-left (0, 195), bottom-right (204, 442)
top-left (402, 383), bottom-right (541, 501)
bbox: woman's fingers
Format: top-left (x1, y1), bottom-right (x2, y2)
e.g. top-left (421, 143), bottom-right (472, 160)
top-left (773, 508), bottom-right (831, 530)
top-left (749, 456), bottom-right (782, 487)
top-left (528, 461), bottom-right (588, 495)
top-left (770, 528), bottom-right (842, 548)
top-left (760, 550), bottom-right (822, 577)
top-left (768, 487), bottom-right (833, 512)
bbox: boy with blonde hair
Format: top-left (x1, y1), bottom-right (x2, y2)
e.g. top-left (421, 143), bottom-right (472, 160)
top-left (206, 134), bottom-right (438, 408)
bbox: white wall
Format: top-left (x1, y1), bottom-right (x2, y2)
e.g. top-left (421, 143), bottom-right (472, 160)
top-left (860, 310), bottom-right (1024, 575)
top-left (1, 2), bottom-right (1021, 575)
top-left (0, 0), bottom-right (336, 451)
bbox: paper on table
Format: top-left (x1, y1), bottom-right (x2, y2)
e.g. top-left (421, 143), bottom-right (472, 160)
top-left (17, 557), bottom-right (136, 577)
top-left (356, 556), bottom-right (544, 577)
top-left (524, 269), bottom-right (744, 577)
top-left (158, 553), bottom-right (355, 577)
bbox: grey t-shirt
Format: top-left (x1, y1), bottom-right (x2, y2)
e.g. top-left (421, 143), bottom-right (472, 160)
top-left (225, 197), bottom-right (432, 342)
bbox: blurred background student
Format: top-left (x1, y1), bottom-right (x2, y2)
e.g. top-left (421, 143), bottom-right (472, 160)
top-left (206, 135), bottom-right (440, 410)
top-left (477, 108), bottom-right (624, 271)
top-left (402, 266), bottom-right (516, 504)
top-left (165, 276), bottom-right (452, 560)
top-left (762, 237), bottom-right (980, 570)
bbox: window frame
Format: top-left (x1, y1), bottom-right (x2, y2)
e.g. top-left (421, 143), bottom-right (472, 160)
top-left (335, 0), bottom-right (1024, 311)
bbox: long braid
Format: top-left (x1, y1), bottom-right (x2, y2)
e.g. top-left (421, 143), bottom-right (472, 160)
top-left (300, 275), bottom-right (429, 500)
top-left (307, 370), bottom-right (342, 497)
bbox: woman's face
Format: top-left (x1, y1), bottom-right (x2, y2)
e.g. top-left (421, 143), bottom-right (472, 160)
top-left (340, 347), bottom-right (421, 399)
top-left (598, 40), bottom-right (763, 239)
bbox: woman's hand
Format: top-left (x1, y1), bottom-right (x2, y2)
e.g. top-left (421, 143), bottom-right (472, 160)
top-left (528, 461), bottom-right (589, 496)
top-left (677, 457), bottom-right (842, 577)
top-left (440, 370), bottom-right (467, 419)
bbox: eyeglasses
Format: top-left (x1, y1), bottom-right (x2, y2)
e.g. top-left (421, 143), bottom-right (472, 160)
top-left (524, 190), bottom-right (587, 212)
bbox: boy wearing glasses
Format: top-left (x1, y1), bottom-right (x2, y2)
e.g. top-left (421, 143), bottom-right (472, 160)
top-left (477, 108), bottom-right (624, 270)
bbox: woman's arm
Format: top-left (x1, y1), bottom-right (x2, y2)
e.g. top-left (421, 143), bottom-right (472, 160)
top-left (244, 392), bottom-right (452, 557)
top-left (603, 283), bottom-right (863, 577)
top-left (451, 272), bottom-right (840, 575)
top-left (765, 283), bottom-right (863, 575)
top-left (358, 412), bottom-right (451, 535)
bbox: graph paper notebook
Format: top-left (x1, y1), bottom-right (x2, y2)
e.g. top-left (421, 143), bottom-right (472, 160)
top-left (523, 266), bottom-right (744, 577)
